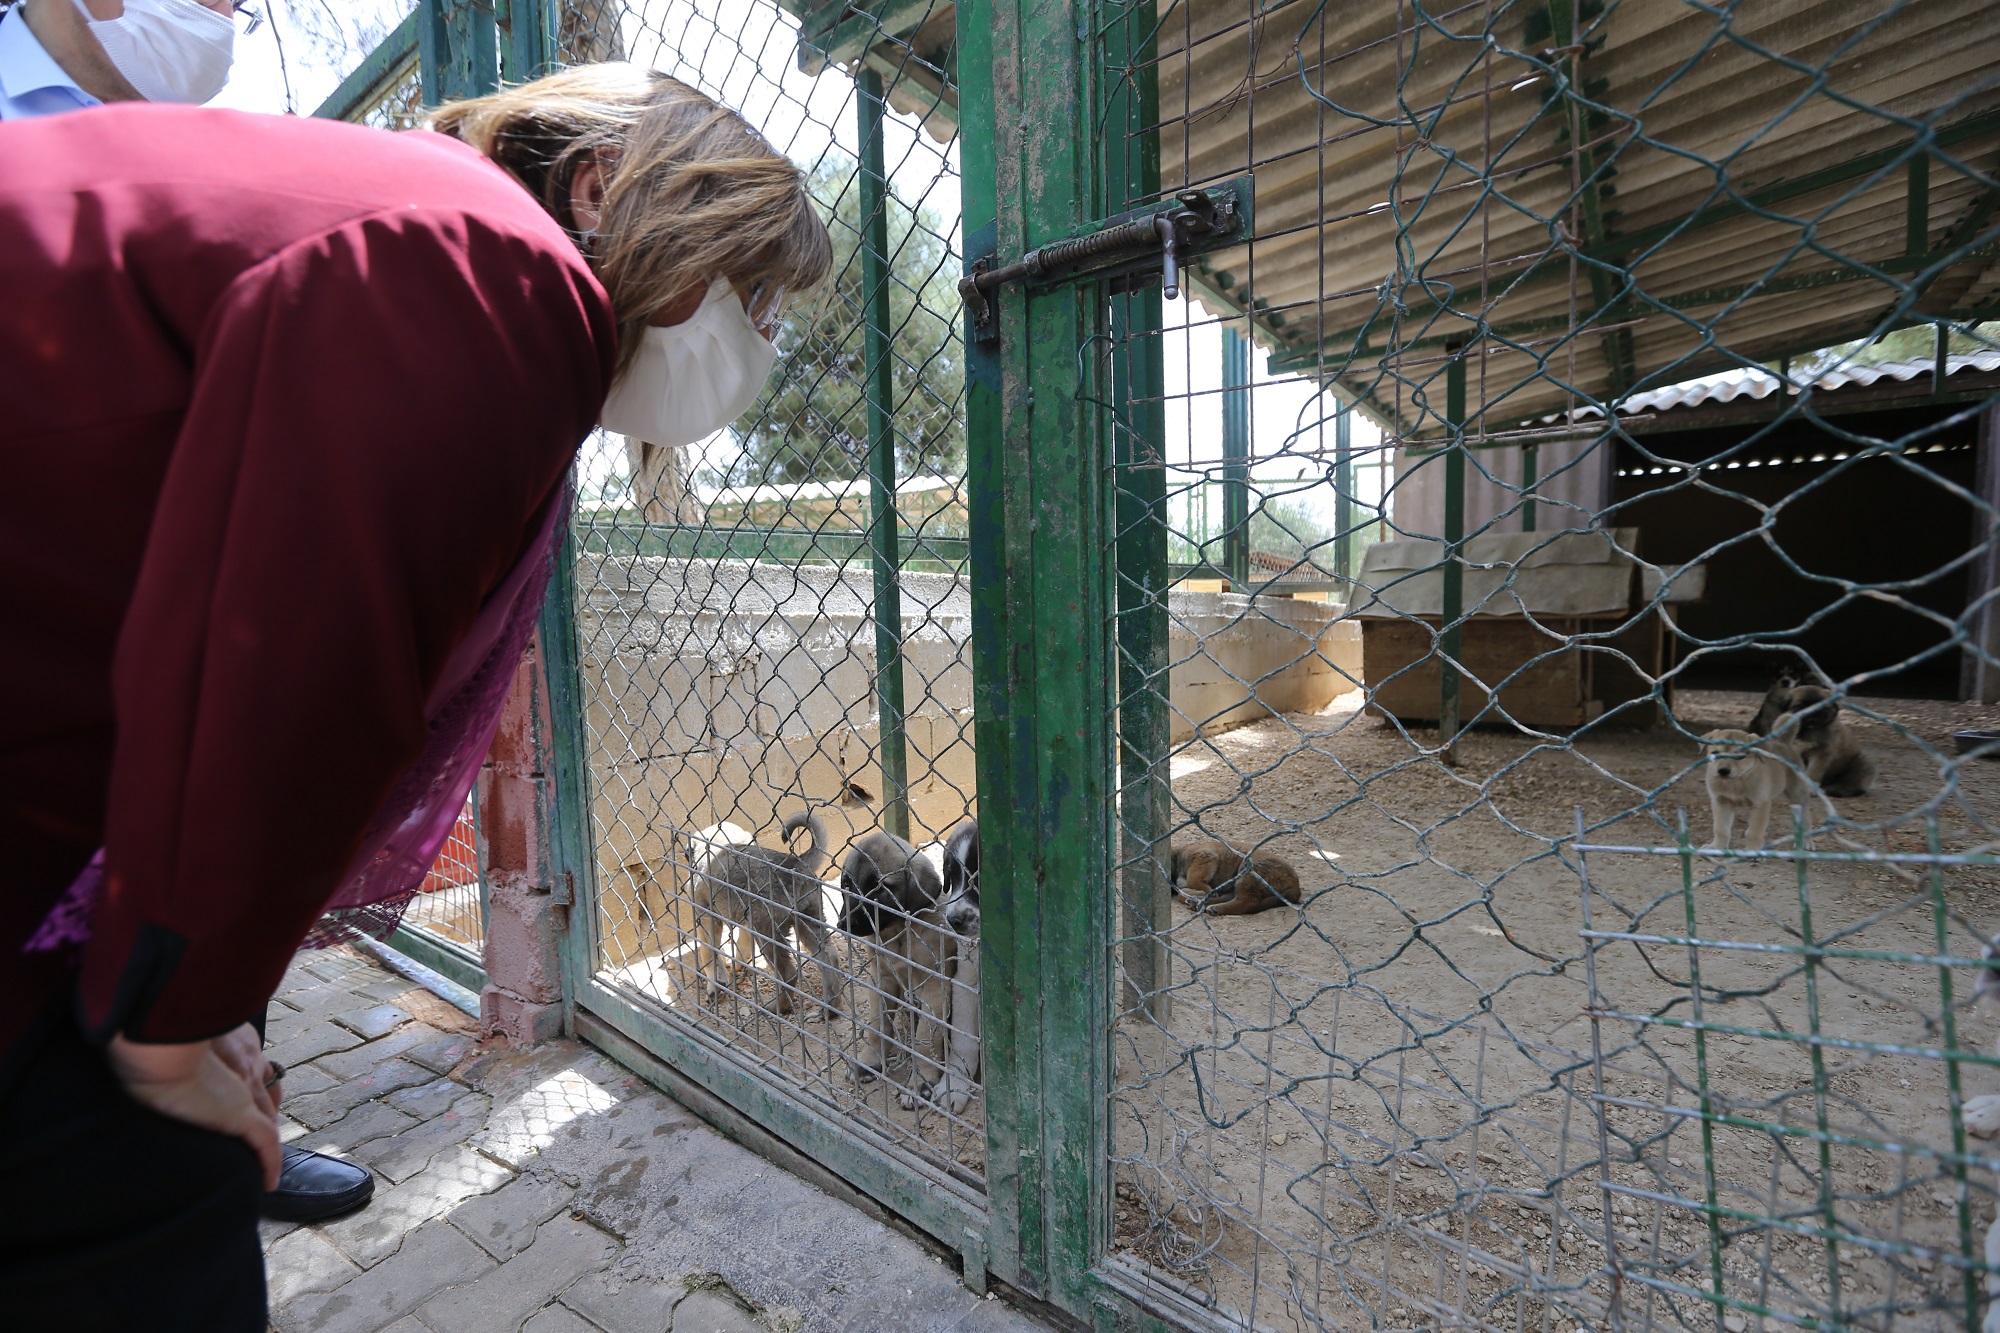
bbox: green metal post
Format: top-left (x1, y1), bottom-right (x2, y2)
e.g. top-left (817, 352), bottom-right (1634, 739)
top-left (311, 11), bottom-right (420, 121)
top-left (497, 0), bottom-right (558, 82)
top-left (952, 0), bottom-right (1027, 1296)
top-left (1440, 344), bottom-right (1466, 763)
top-left (858, 69), bottom-right (911, 843)
top-left (1521, 442), bottom-right (1538, 533)
top-left (418, 0), bottom-right (498, 107)
top-left (1107, 0), bottom-right (1170, 1025)
top-left (975, 0), bottom-right (1113, 1305)
top-left (1334, 405), bottom-right (1354, 583)
top-left (1221, 326), bottom-right (1252, 589)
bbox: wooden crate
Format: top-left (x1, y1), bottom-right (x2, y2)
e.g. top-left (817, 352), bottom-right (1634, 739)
top-left (1361, 612), bottom-right (1670, 729)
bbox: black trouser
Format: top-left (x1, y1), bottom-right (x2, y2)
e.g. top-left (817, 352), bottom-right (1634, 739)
top-left (0, 1004), bottom-right (266, 1332)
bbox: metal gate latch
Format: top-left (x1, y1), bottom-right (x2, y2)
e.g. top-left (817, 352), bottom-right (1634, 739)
top-left (959, 180), bottom-right (1251, 341)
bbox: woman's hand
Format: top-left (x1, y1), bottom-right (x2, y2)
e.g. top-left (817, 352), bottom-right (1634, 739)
top-left (108, 1023), bottom-right (283, 1190)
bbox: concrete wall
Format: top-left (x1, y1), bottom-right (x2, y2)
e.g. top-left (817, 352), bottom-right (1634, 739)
top-left (1167, 590), bottom-right (1362, 742)
top-left (573, 559), bottom-right (1364, 972)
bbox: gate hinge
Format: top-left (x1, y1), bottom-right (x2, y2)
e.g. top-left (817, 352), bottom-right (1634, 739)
top-left (959, 178), bottom-right (1251, 342)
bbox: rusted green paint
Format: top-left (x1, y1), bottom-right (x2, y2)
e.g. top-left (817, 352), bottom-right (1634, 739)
top-left (497, 0), bottom-right (558, 83)
top-left (312, 11), bottom-right (418, 121)
top-left (417, 0), bottom-right (497, 107)
top-left (979, 0), bottom-right (1115, 1303)
top-left (954, 0), bottom-right (1031, 1295)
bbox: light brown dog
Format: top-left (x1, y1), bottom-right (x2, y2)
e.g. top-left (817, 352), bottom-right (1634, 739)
top-left (1169, 840), bottom-right (1303, 915)
top-left (1701, 728), bottom-right (1810, 849)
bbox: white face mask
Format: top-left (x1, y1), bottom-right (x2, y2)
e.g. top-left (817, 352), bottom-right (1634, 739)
top-left (600, 278), bottom-right (779, 449)
top-left (70, 0), bottom-right (235, 105)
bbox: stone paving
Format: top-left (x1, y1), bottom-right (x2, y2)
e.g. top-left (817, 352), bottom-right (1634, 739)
top-left (262, 947), bottom-right (1051, 1333)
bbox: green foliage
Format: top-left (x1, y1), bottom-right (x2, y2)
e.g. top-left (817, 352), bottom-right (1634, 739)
top-left (1249, 493), bottom-right (1338, 561)
top-left (719, 155), bottom-right (965, 487)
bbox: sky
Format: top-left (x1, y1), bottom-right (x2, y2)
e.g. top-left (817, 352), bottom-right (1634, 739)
top-left (207, 0), bottom-right (1384, 543)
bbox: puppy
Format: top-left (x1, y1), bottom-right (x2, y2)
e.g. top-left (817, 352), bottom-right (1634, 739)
top-left (695, 810), bottom-right (843, 1020)
top-left (1780, 687), bottom-right (1877, 798)
top-left (1749, 667), bottom-right (1803, 737)
top-left (1169, 839), bottom-right (1303, 915)
top-left (681, 821), bottom-right (756, 988)
top-left (923, 820), bottom-right (982, 1115)
top-left (837, 831), bottom-right (952, 1098)
top-left (1701, 729), bottom-right (1809, 849)
top-left (1971, 935), bottom-right (2000, 1329)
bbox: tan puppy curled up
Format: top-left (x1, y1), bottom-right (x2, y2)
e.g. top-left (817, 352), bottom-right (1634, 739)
top-left (1170, 840), bottom-right (1303, 915)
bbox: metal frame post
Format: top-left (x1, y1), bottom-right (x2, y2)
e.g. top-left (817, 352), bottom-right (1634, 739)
top-left (498, 0), bottom-right (558, 82)
top-left (1220, 325), bottom-right (1252, 588)
top-left (1108, 0), bottom-right (1171, 1024)
top-left (1521, 441), bottom-right (1538, 533)
top-left (858, 69), bottom-right (911, 842)
top-left (1334, 404), bottom-right (1354, 583)
top-left (964, 0), bottom-right (1113, 1304)
top-left (418, 0), bottom-right (499, 107)
top-left (1440, 342), bottom-right (1467, 763)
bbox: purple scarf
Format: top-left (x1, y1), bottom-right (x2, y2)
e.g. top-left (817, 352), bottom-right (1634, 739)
top-left (27, 491), bottom-right (566, 955)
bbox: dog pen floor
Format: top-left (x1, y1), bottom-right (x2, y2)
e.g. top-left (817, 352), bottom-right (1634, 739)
top-left (1109, 687), bottom-right (2000, 1332)
top-left (600, 949), bottom-right (989, 1193)
top-left (259, 947), bottom-right (1039, 1333)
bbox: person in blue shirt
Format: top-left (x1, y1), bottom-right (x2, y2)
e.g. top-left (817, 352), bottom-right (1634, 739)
top-left (0, 0), bottom-right (234, 120)
top-left (0, 0), bottom-right (381, 1232)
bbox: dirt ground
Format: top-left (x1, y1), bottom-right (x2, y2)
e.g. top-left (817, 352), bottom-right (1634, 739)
top-left (1111, 686), bottom-right (2000, 1332)
top-left (598, 684), bottom-right (2000, 1331)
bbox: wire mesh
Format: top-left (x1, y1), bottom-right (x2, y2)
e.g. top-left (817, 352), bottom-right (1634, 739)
top-left (402, 794), bottom-right (488, 958)
top-left (1100, 1), bottom-right (2000, 1329)
top-left (556, 0), bottom-right (985, 1191)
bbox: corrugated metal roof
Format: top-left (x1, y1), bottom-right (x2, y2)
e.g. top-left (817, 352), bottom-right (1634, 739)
top-left (1152, 0), bottom-right (2000, 434)
top-left (1570, 346), bottom-right (2000, 417)
top-left (793, 1), bottom-right (2000, 437)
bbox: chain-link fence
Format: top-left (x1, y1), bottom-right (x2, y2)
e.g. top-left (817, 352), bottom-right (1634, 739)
top-left (1098, 1), bottom-right (2000, 1329)
top-left (550, 0), bottom-right (987, 1197)
top-left (398, 794), bottom-right (488, 974)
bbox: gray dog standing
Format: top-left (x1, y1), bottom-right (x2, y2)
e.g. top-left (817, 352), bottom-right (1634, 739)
top-left (695, 810), bottom-right (843, 1021)
top-left (837, 831), bottom-right (952, 1098)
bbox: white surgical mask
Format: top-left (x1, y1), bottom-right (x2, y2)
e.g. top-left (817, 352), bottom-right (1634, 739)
top-left (70, 0), bottom-right (235, 105)
top-left (600, 278), bottom-right (779, 448)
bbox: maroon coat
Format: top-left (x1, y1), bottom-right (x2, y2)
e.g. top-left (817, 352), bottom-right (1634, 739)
top-left (0, 105), bottom-right (614, 1067)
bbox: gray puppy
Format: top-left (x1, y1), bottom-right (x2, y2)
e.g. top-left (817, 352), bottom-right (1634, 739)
top-left (837, 831), bottom-right (951, 1095)
top-left (696, 810), bottom-right (843, 1020)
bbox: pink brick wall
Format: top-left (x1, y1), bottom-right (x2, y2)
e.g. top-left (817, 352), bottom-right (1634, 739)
top-left (476, 633), bottom-right (567, 1048)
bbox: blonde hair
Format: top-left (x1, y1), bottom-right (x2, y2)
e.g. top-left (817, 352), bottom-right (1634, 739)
top-left (429, 63), bottom-right (832, 371)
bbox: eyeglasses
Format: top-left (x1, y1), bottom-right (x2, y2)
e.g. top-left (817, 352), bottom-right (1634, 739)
top-left (746, 281), bottom-right (787, 339)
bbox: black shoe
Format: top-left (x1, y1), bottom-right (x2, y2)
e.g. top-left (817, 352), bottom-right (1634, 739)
top-left (261, 1146), bottom-right (375, 1223)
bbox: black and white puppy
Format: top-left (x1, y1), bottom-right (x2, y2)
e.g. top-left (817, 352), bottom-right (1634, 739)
top-left (838, 832), bottom-right (951, 1096)
top-left (941, 818), bottom-right (981, 938)
top-left (926, 820), bottom-right (982, 1114)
